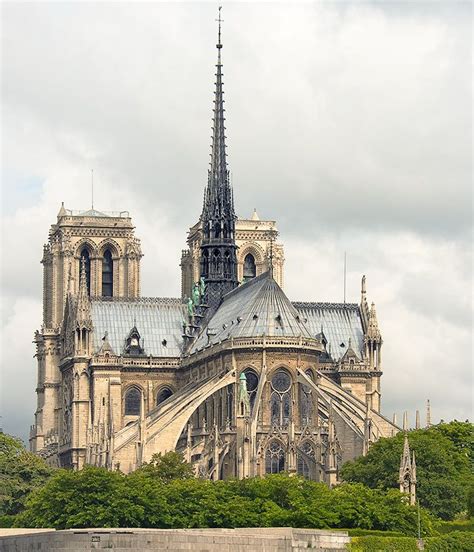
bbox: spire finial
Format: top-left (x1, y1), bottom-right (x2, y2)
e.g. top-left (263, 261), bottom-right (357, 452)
top-left (426, 399), bottom-right (431, 428)
top-left (216, 6), bottom-right (223, 58)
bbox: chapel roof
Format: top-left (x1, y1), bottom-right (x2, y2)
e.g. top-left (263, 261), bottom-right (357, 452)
top-left (189, 272), bottom-right (314, 354)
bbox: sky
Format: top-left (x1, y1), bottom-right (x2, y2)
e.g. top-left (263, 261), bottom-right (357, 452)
top-left (1, 1), bottom-right (472, 444)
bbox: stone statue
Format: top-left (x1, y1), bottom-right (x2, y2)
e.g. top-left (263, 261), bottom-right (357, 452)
top-left (199, 276), bottom-right (206, 299)
top-left (192, 282), bottom-right (200, 306)
top-left (187, 297), bottom-right (194, 317)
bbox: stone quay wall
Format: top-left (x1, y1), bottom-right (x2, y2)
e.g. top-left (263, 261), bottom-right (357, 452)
top-left (0, 527), bottom-right (350, 551)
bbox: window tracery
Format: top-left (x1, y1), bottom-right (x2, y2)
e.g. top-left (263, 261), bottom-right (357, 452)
top-left (270, 370), bottom-right (291, 427)
top-left (265, 440), bottom-right (286, 474)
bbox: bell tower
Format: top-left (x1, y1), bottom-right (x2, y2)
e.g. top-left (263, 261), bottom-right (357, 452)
top-left (199, 8), bottom-right (239, 309)
top-left (30, 205), bottom-right (142, 456)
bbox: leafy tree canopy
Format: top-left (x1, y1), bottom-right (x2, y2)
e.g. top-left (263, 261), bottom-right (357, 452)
top-left (132, 451), bottom-right (195, 482)
top-left (0, 433), bottom-right (53, 521)
top-left (340, 421), bottom-right (474, 520)
top-left (16, 469), bottom-right (431, 536)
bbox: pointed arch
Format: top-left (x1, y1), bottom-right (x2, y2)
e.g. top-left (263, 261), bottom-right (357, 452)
top-left (265, 439), bottom-right (286, 474)
top-left (123, 385), bottom-right (142, 416)
top-left (102, 249), bottom-right (113, 297)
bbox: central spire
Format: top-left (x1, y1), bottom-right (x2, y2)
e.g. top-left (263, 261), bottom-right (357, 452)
top-left (200, 7), bottom-right (239, 309)
top-left (202, 6), bottom-right (234, 223)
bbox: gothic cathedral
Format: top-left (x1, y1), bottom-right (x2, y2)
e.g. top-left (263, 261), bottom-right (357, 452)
top-left (30, 17), bottom-right (398, 482)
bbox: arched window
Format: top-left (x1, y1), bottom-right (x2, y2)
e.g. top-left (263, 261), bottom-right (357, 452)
top-left (270, 370), bottom-right (291, 427)
top-left (265, 440), bottom-right (285, 474)
top-left (243, 253), bottom-right (256, 282)
top-left (124, 387), bottom-right (141, 416)
top-left (80, 248), bottom-right (91, 294)
top-left (297, 441), bottom-right (316, 479)
top-left (102, 249), bottom-right (113, 297)
top-left (156, 387), bottom-right (173, 406)
top-left (300, 370), bottom-right (314, 426)
top-left (243, 369), bottom-right (259, 412)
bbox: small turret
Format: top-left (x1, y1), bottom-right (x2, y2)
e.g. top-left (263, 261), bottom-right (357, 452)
top-left (74, 257), bottom-right (93, 355)
top-left (399, 433), bottom-right (416, 505)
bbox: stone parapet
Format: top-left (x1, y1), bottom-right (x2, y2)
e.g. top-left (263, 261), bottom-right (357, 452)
top-left (0, 527), bottom-right (350, 551)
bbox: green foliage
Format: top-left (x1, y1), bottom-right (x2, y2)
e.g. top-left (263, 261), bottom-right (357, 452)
top-left (15, 467), bottom-right (145, 529)
top-left (0, 433), bottom-right (53, 522)
top-left (433, 519), bottom-right (474, 534)
top-left (347, 535), bottom-right (418, 551)
top-left (341, 422), bottom-right (474, 520)
top-left (16, 471), bottom-right (430, 535)
top-left (425, 531), bottom-right (474, 551)
top-left (133, 451), bottom-right (195, 482)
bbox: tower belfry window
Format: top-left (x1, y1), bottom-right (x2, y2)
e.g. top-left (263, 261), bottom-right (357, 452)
top-left (243, 253), bottom-right (256, 282)
top-left (102, 249), bottom-right (113, 297)
top-left (80, 249), bottom-right (91, 294)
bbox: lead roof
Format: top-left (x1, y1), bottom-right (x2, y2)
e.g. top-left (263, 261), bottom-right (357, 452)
top-left (88, 281), bottom-right (365, 362)
top-left (90, 297), bottom-right (186, 358)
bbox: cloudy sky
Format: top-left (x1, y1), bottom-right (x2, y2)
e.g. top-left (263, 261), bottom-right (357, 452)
top-left (1, 1), bottom-right (472, 443)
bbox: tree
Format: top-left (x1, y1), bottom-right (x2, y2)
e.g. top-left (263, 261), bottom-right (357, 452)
top-left (16, 466), bottom-right (146, 529)
top-left (0, 433), bottom-right (53, 524)
top-left (132, 451), bottom-right (194, 482)
top-left (340, 422), bottom-right (474, 520)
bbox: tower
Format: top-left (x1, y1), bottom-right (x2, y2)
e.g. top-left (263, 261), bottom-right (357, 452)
top-left (199, 8), bottom-right (239, 309)
top-left (30, 206), bottom-right (142, 456)
top-left (399, 433), bottom-right (417, 505)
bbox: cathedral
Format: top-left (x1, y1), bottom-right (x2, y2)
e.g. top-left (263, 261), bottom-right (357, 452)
top-left (30, 16), bottom-right (399, 483)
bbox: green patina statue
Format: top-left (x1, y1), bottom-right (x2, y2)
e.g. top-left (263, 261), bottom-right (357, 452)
top-left (199, 276), bottom-right (206, 300)
top-left (192, 282), bottom-right (200, 306)
top-left (187, 297), bottom-right (194, 317)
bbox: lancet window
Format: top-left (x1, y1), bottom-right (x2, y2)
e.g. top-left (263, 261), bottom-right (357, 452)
top-left (124, 387), bottom-right (141, 416)
top-left (80, 248), bottom-right (91, 294)
top-left (299, 370), bottom-right (314, 426)
top-left (102, 249), bottom-right (113, 297)
top-left (270, 370), bottom-right (291, 427)
top-left (243, 253), bottom-right (256, 282)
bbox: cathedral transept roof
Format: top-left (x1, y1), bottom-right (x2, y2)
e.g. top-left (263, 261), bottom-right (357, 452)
top-left (292, 302), bottom-right (364, 361)
top-left (90, 297), bottom-right (185, 357)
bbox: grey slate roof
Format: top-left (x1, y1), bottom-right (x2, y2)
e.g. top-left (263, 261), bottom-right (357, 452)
top-left (292, 302), bottom-right (364, 361)
top-left (190, 272), bottom-right (313, 354)
top-left (90, 297), bottom-right (186, 357)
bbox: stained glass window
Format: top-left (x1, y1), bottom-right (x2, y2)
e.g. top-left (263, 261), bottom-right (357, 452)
top-left (124, 387), bottom-right (141, 416)
top-left (270, 370), bottom-right (292, 427)
top-left (265, 440), bottom-right (285, 474)
top-left (156, 387), bottom-right (173, 406)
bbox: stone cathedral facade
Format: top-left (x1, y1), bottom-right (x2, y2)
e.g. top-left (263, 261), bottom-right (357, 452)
top-left (30, 21), bottom-right (398, 481)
